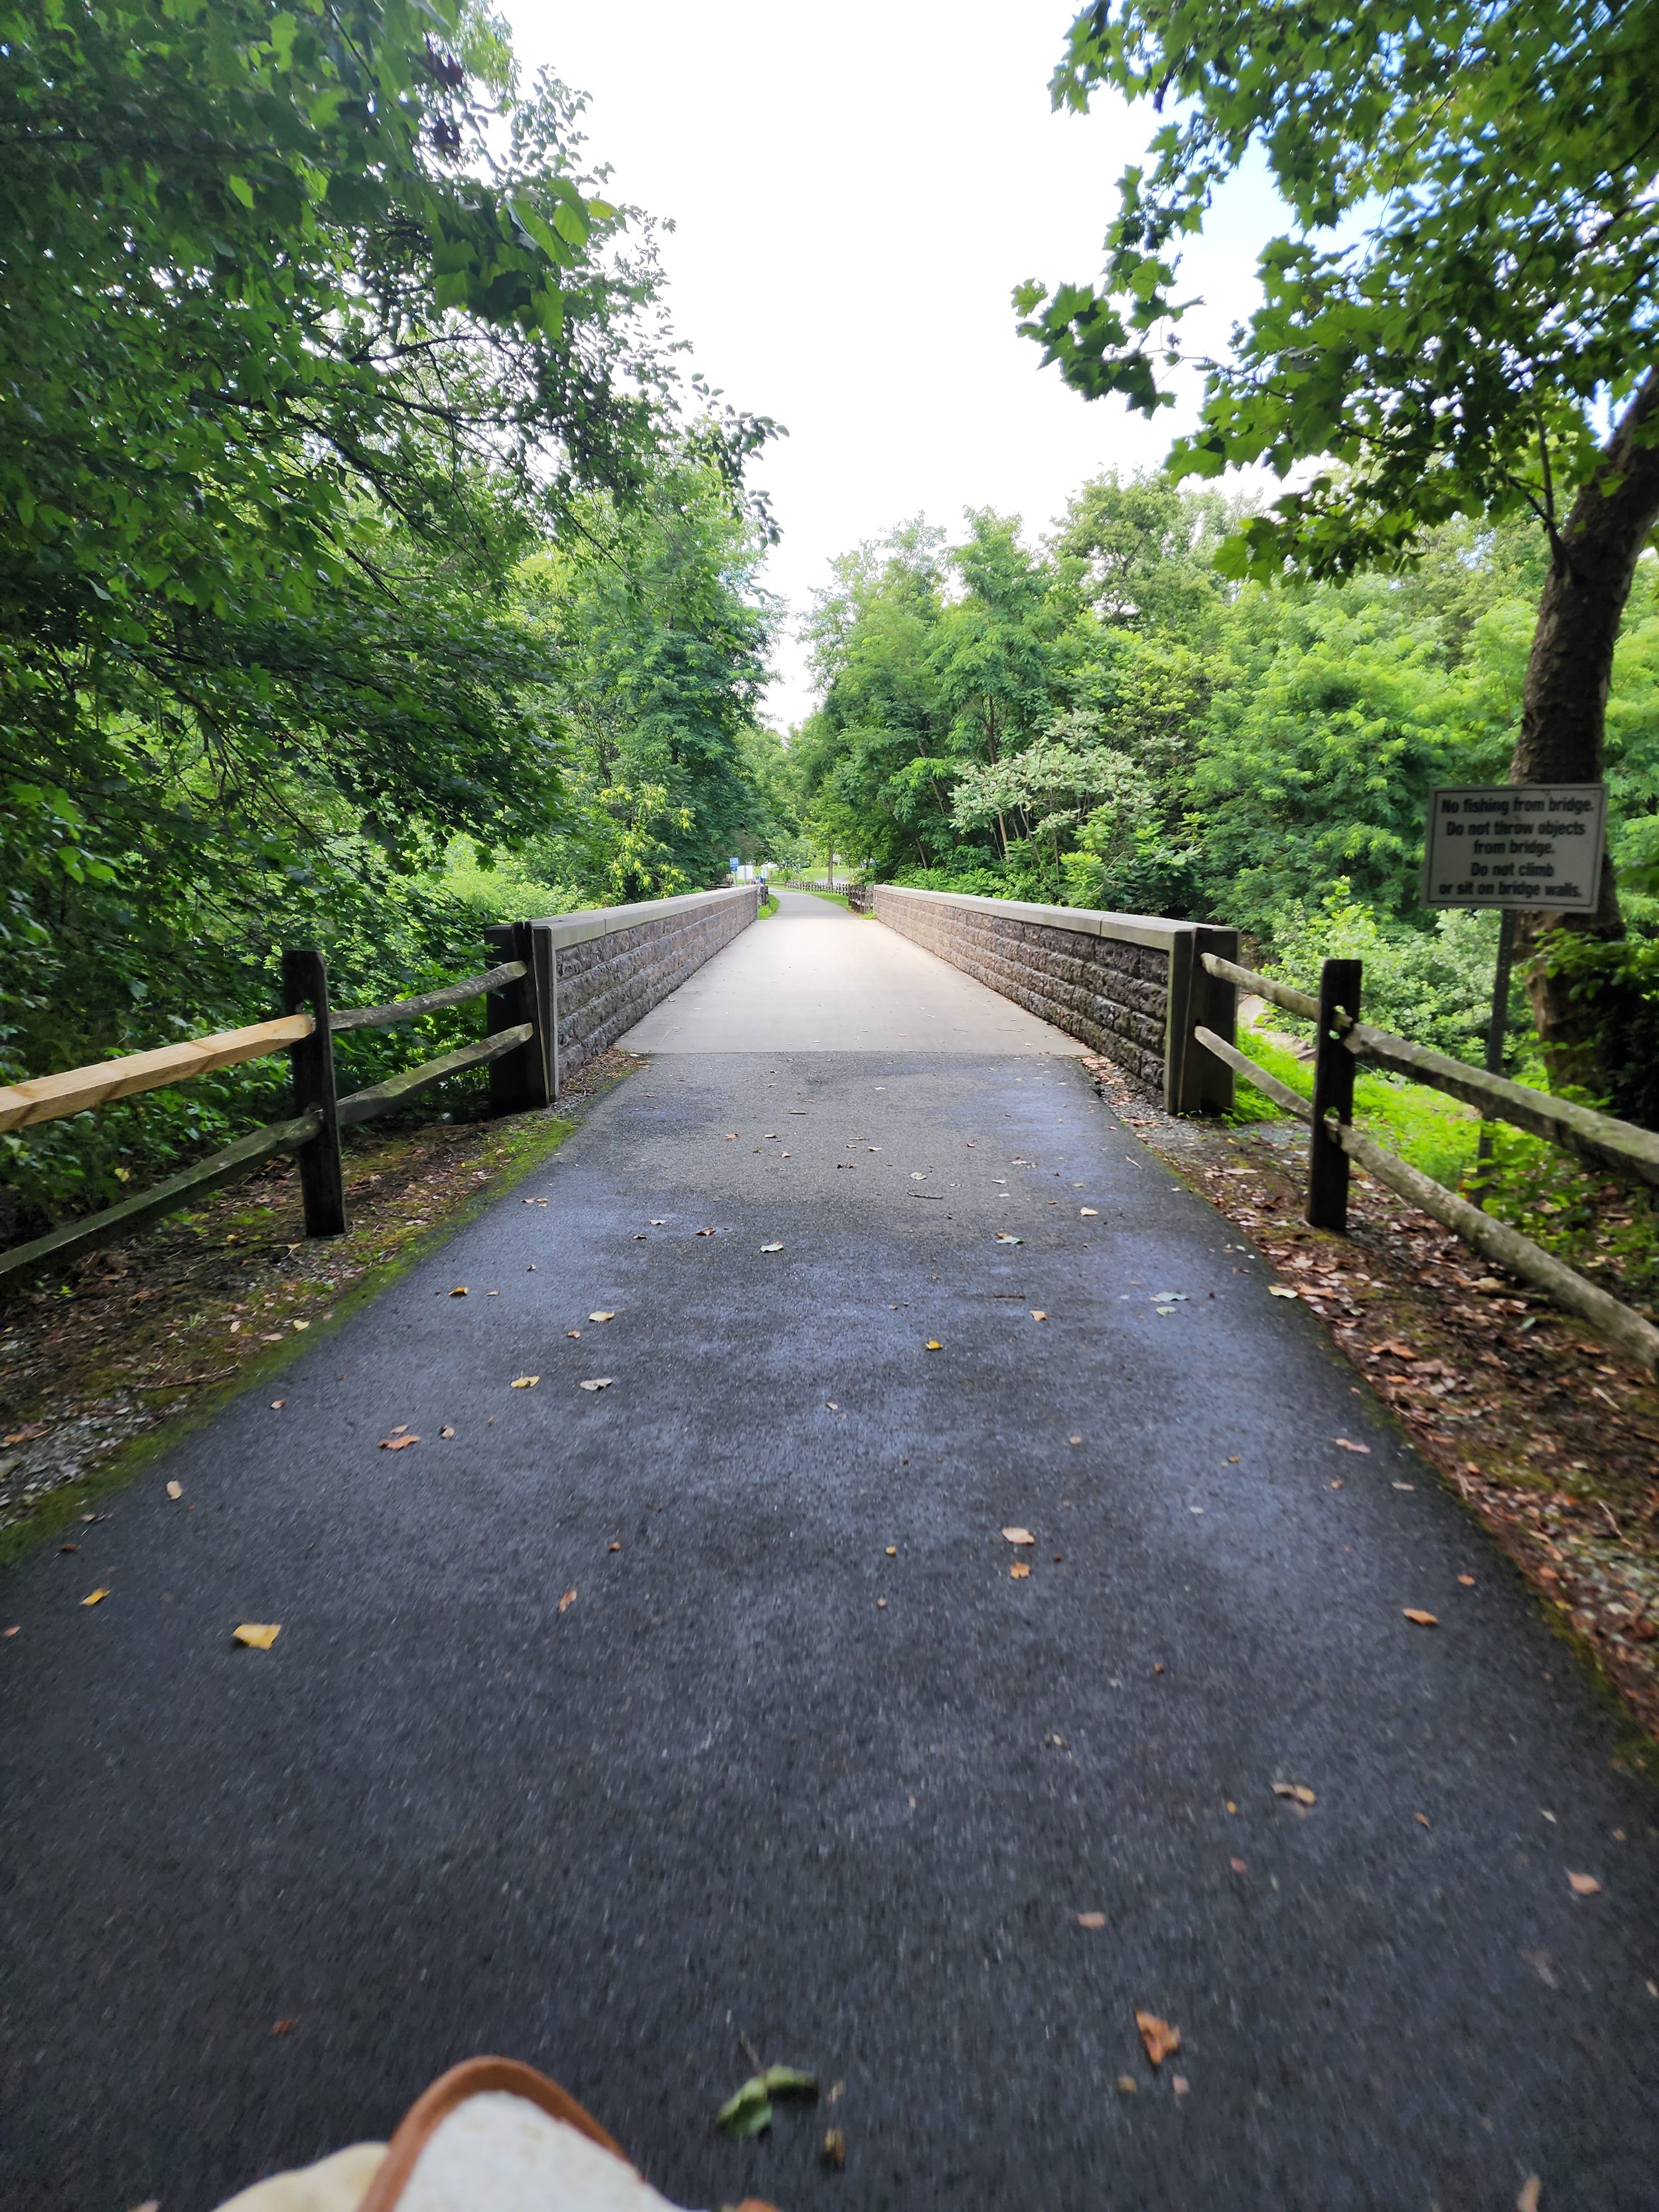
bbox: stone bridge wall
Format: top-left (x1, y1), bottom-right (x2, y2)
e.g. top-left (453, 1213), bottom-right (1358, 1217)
top-left (538, 886), bottom-right (759, 1093)
top-left (872, 885), bottom-right (1236, 1112)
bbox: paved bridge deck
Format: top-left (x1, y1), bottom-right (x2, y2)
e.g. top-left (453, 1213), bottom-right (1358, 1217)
top-left (2, 891), bottom-right (1655, 2210)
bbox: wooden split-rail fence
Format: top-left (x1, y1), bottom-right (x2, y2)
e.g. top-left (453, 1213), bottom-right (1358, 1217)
top-left (0, 923), bottom-right (549, 1291)
top-left (1189, 950), bottom-right (1659, 1372)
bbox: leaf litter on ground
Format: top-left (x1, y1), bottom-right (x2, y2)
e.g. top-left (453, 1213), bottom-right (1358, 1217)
top-left (233, 1623), bottom-right (280, 1650)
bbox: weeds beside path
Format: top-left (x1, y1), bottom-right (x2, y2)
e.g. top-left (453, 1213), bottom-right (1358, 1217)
top-left (0, 1049), bottom-right (643, 1566)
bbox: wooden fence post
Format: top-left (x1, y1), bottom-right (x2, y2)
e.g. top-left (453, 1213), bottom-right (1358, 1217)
top-left (1178, 924), bottom-right (1240, 1114)
top-left (282, 948), bottom-right (346, 1238)
top-left (484, 921), bottom-right (550, 1114)
top-left (1307, 956), bottom-right (1361, 1232)
top-left (1161, 929), bottom-right (1195, 1113)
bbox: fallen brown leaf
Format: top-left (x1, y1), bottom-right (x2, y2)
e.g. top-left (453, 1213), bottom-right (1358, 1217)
top-left (1031, 1309), bottom-right (1048, 1322)
top-left (579, 1377), bottom-right (614, 1392)
top-left (59, 1542), bottom-right (78, 1554)
top-left (609, 1540), bottom-right (622, 1552)
top-left (1002, 1527), bottom-right (1036, 1546)
top-left (1135, 2010), bottom-right (1181, 2067)
top-left (1269, 1285), bottom-right (1299, 1299)
top-left (1009, 1562), bottom-right (1031, 1580)
top-left (1076, 1911), bottom-right (1106, 1929)
top-left (588, 1311), bottom-right (615, 1323)
top-left (1069, 1434), bottom-right (1083, 1445)
top-left (4, 1424), bottom-right (48, 1444)
top-left (557, 1588), bottom-right (577, 1614)
top-left (232, 1623), bottom-right (280, 1650)
top-left (379, 1435), bottom-right (418, 1451)
top-left (1272, 1782), bottom-right (1316, 1806)
top-left (695, 1227), bottom-right (716, 1236)
top-left (1171, 2075), bottom-right (1189, 2098)
top-left (1458, 1573), bottom-right (1475, 1585)
top-left (449, 1286), bottom-right (468, 1297)
top-left (1415, 1812), bottom-right (1431, 1828)
top-left (272, 2018), bottom-right (299, 2036)
top-left (1517, 2177), bottom-right (1541, 2212)
top-left (1567, 1870), bottom-right (1602, 1896)
top-left (1403, 1609), bottom-right (1439, 1626)
top-left (166, 1480), bottom-right (183, 1499)
top-left (510, 1374), bottom-right (540, 1388)
top-left (1374, 1339), bottom-right (1417, 1359)
top-left (820, 2129), bottom-right (846, 2170)
top-left (1334, 1437), bottom-right (1371, 1453)
top-left (1229, 1857), bottom-right (1248, 1874)
top-left (1116, 2075), bottom-right (1138, 2096)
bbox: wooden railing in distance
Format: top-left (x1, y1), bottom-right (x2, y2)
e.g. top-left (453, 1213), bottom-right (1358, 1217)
top-left (1194, 951), bottom-right (1659, 1372)
top-left (0, 946), bottom-right (546, 1292)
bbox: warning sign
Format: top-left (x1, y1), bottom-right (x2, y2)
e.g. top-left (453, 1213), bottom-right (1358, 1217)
top-left (1421, 784), bottom-right (1607, 913)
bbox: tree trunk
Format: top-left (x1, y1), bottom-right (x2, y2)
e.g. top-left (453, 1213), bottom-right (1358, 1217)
top-left (1510, 366), bottom-right (1659, 1085)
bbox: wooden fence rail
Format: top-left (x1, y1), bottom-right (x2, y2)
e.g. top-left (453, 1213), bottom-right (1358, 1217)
top-left (0, 947), bottom-right (545, 1293)
top-left (1196, 951), bottom-right (1659, 1371)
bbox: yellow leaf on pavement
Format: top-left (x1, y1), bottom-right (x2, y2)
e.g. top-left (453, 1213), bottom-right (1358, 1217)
top-left (1001, 1527), bottom-right (1035, 1546)
top-left (1009, 1562), bottom-right (1031, 1580)
top-left (166, 1481), bottom-right (182, 1500)
top-left (557, 1588), bottom-right (577, 1613)
top-left (81, 1588), bottom-right (109, 1607)
top-left (588, 1311), bottom-right (614, 1323)
top-left (511, 1374), bottom-right (540, 1388)
top-left (1403, 1609), bottom-right (1438, 1626)
top-left (1567, 1871), bottom-right (1602, 1896)
top-left (1135, 2010), bottom-right (1181, 2066)
top-left (1272, 1781), bottom-right (1317, 1806)
top-left (233, 1623), bottom-right (280, 1650)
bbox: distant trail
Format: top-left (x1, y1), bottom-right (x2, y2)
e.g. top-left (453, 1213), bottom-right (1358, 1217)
top-left (2, 893), bottom-right (1655, 2212)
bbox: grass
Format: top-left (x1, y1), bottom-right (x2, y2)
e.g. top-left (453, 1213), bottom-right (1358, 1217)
top-left (1230, 1020), bottom-right (1481, 1187)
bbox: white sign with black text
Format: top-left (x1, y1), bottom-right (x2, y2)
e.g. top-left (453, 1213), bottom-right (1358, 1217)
top-left (1421, 784), bottom-right (1607, 913)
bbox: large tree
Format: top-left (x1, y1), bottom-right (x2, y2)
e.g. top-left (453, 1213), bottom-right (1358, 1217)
top-left (1017, 0), bottom-right (1659, 1079)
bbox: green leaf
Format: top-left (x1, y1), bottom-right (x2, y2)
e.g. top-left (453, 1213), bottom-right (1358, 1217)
top-left (227, 174), bottom-right (255, 210)
top-left (715, 2079), bottom-right (772, 2137)
top-left (759, 2065), bottom-right (818, 2099)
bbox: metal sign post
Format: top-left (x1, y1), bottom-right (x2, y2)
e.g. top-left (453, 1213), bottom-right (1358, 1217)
top-left (1422, 784), bottom-right (1607, 1203)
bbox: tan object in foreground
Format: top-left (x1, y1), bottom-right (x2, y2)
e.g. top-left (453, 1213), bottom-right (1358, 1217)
top-left (214, 2057), bottom-right (699, 2212)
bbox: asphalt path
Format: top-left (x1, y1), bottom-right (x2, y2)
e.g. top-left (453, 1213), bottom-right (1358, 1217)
top-left (2, 905), bottom-right (1658, 2211)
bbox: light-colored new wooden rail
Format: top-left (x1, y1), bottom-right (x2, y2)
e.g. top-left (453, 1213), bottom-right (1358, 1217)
top-left (0, 1015), bottom-right (315, 1135)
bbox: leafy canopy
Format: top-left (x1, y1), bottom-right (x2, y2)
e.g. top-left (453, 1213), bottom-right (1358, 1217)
top-left (1017, 1), bottom-right (1659, 575)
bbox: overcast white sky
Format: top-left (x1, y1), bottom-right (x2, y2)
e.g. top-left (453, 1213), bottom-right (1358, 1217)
top-left (504, 1), bottom-right (1284, 728)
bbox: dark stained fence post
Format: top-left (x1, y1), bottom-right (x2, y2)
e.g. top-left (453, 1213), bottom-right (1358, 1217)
top-left (282, 948), bottom-right (346, 1238)
top-left (1161, 928), bottom-right (1195, 1113)
top-left (1307, 956), bottom-right (1361, 1232)
top-left (484, 921), bottom-right (549, 1114)
top-left (1179, 924), bottom-right (1240, 1114)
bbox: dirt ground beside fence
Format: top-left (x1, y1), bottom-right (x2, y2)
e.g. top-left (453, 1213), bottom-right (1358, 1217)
top-left (1084, 1055), bottom-right (1659, 1765)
